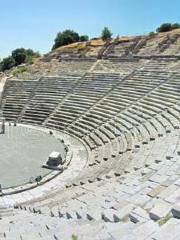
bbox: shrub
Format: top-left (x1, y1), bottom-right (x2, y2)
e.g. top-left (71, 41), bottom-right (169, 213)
top-left (0, 56), bottom-right (16, 71)
top-left (12, 48), bottom-right (27, 65)
top-left (79, 35), bottom-right (89, 42)
top-left (171, 23), bottom-right (180, 30)
top-left (156, 23), bottom-right (180, 32)
top-left (26, 49), bottom-right (40, 58)
top-left (25, 49), bottom-right (40, 64)
top-left (91, 37), bottom-right (99, 40)
top-left (101, 27), bottom-right (112, 41)
top-left (52, 30), bottom-right (80, 50)
top-left (26, 55), bottom-right (34, 64)
top-left (148, 31), bottom-right (156, 36)
top-left (12, 66), bottom-right (28, 77)
top-left (0, 48), bottom-right (40, 72)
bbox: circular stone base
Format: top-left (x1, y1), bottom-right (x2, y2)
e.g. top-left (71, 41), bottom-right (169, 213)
top-left (0, 124), bottom-right (66, 189)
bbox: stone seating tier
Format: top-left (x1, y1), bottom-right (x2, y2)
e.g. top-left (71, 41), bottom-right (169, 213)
top-left (0, 57), bottom-right (180, 239)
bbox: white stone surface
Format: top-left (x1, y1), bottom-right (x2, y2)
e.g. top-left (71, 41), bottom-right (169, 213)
top-left (149, 200), bottom-right (172, 220)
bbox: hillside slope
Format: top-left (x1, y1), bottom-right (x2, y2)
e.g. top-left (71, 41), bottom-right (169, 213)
top-left (3, 29), bottom-right (180, 79)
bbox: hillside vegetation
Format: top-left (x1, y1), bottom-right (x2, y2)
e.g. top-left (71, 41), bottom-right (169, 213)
top-left (1, 25), bottom-right (180, 79)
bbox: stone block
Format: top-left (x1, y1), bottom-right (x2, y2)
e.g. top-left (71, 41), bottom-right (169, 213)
top-left (171, 205), bottom-right (180, 219)
top-left (149, 174), bottom-right (169, 184)
top-left (129, 207), bottom-right (150, 223)
top-left (150, 218), bottom-right (180, 240)
top-left (115, 204), bottom-right (135, 220)
top-left (149, 201), bottom-right (172, 220)
top-left (147, 185), bottom-right (166, 198)
top-left (133, 220), bottom-right (159, 239)
top-left (165, 188), bottom-right (180, 204)
top-left (101, 209), bottom-right (116, 222)
top-left (174, 179), bottom-right (180, 186)
top-left (129, 193), bottom-right (151, 206)
top-left (158, 184), bottom-right (178, 199)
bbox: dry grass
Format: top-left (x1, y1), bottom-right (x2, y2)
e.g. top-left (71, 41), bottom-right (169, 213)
top-left (158, 214), bottom-right (172, 226)
top-left (4, 28), bottom-right (179, 80)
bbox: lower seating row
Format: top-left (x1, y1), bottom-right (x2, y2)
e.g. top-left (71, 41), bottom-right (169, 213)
top-left (0, 58), bottom-right (180, 239)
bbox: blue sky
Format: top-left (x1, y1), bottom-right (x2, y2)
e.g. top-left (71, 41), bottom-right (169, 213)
top-left (0, 0), bottom-right (179, 58)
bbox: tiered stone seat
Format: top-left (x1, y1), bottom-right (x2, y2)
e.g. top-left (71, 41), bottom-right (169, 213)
top-left (65, 70), bottom-right (170, 134)
top-left (1, 80), bottom-right (38, 121)
top-left (56, 60), bottom-right (96, 74)
top-left (140, 58), bottom-right (178, 71)
top-left (8, 129), bottom-right (180, 239)
top-left (0, 55), bottom-right (180, 239)
top-left (161, 35), bottom-right (180, 55)
top-left (136, 35), bottom-right (169, 56)
top-left (17, 59), bottom-right (95, 80)
top-left (42, 69), bottom-right (179, 184)
top-left (93, 58), bottom-right (148, 74)
top-left (21, 74), bottom-right (81, 125)
top-left (104, 38), bottom-right (140, 58)
top-left (46, 72), bottom-right (124, 130)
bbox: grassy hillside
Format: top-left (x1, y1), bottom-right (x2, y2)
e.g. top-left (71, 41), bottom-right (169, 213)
top-left (2, 28), bottom-right (180, 80)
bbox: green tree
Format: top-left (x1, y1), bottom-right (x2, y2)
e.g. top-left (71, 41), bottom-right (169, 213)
top-left (52, 30), bottom-right (80, 50)
top-left (156, 23), bottom-right (180, 33)
top-left (101, 27), bottom-right (112, 41)
top-left (26, 49), bottom-right (40, 58)
top-left (0, 48), bottom-right (40, 72)
top-left (12, 48), bottom-right (27, 65)
top-left (0, 56), bottom-right (16, 71)
top-left (148, 32), bottom-right (156, 37)
top-left (79, 35), bottom-right (89, 42)
top-left (171, 23), bottom-right (180, 30)
top-left (25, 49), bottom-right (40, 64)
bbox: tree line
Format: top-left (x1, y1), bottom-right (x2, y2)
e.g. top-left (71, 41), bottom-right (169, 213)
top-left (0, 27), bottom-right (112, 72)
top-left (156, 23), bottom-right (180, 33)
top-left (0, 48), bottom-right (40, 71)
top-left (52, 27), bottom-right (112, 50)
top-left (0, 23), bottom-right (179, 72)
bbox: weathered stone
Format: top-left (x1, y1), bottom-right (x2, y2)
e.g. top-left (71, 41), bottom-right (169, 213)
top-left (149, 174), bottom-right (169, 184)
top-left (174, 179), bottom-right (180, 186)
top-left (129, 207), bottom-right (150, 223)
top-left (133, 220), bottom-right (159, 239)
top-left (171, 202), bottom-right (180, 219)
top-left (158, 184), bottom-right (179, 199)
top-left (150, 218), bottom-right (180, 240)
top-left (149, 201), bottom-right (172, 220)
top-left (115, 204), bottom-right (135, 220)
top-left (129, 193), bottom-right (151, 206)
top-left (147, 185), bottom-right (166, 198)
top-left (165, 188), bottom-right (180, 204)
